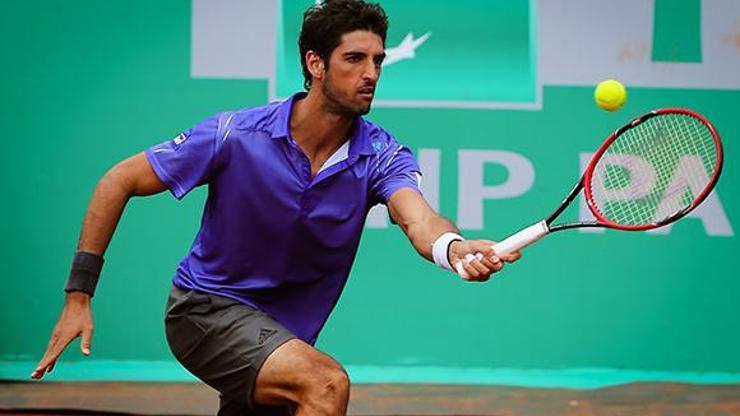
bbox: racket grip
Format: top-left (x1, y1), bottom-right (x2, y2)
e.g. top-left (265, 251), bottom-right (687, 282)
top-left (492, 220), bottom-right (549, 255)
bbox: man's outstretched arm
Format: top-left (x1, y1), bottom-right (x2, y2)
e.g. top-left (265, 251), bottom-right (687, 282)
top-left (31, 153), bottom-right (167, 379)
top-left (386, 188), bottom-right (520, 281)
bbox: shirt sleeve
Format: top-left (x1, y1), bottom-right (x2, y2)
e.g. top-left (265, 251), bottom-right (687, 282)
top-left (145, 113), bottom-right (226, 200)
top-left (369, 142), bottom-right (423, 205)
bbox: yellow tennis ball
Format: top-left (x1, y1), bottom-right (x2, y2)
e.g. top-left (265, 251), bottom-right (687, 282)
top-left (594, 79), bottom-right (627, 112)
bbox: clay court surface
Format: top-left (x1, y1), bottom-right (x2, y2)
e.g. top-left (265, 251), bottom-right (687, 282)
top-left (2, 381), bottom-right (740, 415)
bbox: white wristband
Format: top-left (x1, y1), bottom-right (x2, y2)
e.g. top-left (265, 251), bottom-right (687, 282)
top-left (432, 232), bottom-right (464, 272)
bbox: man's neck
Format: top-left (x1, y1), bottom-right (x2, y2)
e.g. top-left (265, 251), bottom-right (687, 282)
top-left (289, 91), bottom-right (355, 163)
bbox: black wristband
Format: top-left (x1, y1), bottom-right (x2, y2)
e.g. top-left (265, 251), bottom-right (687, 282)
top-left (64, 252), bottom-right (104, 297)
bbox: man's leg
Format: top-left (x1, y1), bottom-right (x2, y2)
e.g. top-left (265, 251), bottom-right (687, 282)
top-left (164, 285), bottom-right (296, 415)
top-left (252, 339), bottom-right (350, 416)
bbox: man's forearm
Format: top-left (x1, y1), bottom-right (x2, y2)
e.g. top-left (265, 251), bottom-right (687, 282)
top-left (77, 172), bottom-right (133, 255)
top-left (76, 152), bottom-right (168, 255)
top-left (405, 213), bottom-right (460, 262)
top-left (387, 188), bottom-right (461, 263)
top-left (64, 171), bottom-right (134, 298)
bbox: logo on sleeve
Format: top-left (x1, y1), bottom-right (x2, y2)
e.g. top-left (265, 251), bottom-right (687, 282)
top-left (173, 133), bottom-right (188, 145)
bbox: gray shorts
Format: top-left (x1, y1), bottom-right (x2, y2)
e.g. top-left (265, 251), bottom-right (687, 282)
top-left (165, 284), bottom-right (295, 415)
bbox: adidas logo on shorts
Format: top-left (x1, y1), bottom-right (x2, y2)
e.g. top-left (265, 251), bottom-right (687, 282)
top-left (258, 328), bottom-right (277, 344)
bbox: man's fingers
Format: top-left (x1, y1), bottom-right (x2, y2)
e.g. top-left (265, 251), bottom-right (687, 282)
top-left (455, 258), bottom-right (480, 281)
top-left (39, 330), bottom-right (60, 360)
top-left (32, 357), bottom-right (53, 379)
top-left (474, 244), bottom-right (496, 257)
top-left (32, 330), bottom-right (78, 379)
top-left (31, 345), bottom-right (57, 379)
top-left (464, 263), bottom-right (486, 281)
top-left (461, 256), bottom-right (480, 279)
top-left (32, 336), bottom-right (60, 378)
top-left (455, 253), bottom-right (504, 281)
top-left (32, 339), bottom-right (66, 378)
top-left (30, 367), bottom-right (44, 379)
top-left (47, 358), bottom-right (57, 374)
top-left (498, 251), bottom-right (521, 263)
top-left (454, 261), bottom-right (468, 279)
top-left (491, 246), bottom-right (522, 263)
top-left (466, 254), bottom-right (491, 276)
top-left (50, 332), bottom-right (74, 360)
top-left (453, 240), bottom-right (517, 281)
top-left (81, 327), bottom-right (93, 356)
top-left (461, 254), bottom-right (490, 282)
top-left (480, 256), bottom-right (504, 272)
top-left (473, 240), bottom-right (497, 252)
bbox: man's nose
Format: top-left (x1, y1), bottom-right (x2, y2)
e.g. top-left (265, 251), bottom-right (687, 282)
top-left (363, 60), bottom-right (380, 82)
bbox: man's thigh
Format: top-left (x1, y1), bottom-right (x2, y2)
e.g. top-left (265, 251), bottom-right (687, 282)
top-left (164, 285), bottom-right (295, 409)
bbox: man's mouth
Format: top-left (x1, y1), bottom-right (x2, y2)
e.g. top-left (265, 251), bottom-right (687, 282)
top-left (358, 87), bottom-right (375, 100)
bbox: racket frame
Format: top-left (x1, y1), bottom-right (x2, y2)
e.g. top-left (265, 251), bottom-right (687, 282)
top-left (544, 179), bottom-right (602, 232)
top-left (486, 108), bottom-right (723, 260)
top-left (581, 107), bottom-right (723, 231)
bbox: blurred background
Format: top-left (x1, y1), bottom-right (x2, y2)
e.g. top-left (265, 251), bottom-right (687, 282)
top-left (1, 0), bottom-right (738, 388)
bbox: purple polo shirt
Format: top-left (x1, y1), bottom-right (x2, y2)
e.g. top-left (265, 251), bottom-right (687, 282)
top-left (145, 93), bottom-right (421, 344)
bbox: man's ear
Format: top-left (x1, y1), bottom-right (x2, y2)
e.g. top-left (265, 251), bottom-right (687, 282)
top-left (306, 51), bottom-right (325, 81)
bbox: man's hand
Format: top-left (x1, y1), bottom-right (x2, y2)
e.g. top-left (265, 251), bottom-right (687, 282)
top-left (31, 292), bottom-right (94, 379)
top-left (449, 239), bottom-right (521, 282)
top-left (386, 189), bottom-right (522, 279)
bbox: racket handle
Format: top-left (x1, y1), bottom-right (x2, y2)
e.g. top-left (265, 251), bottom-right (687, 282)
top-left (455, 220), bottom-right (549, 280)
top-left (492, 220), bottom-right (549, 255)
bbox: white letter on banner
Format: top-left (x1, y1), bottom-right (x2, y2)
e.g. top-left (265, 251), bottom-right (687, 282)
top-left (580, 152), bottom-right (657, 233)
top-left (649, 155), bottom-right (733, 236)
top-left (579, 152), bottom-right (733, 236)
top-left (366, 148), bottom-right (441, 229)
top-left (457, 150), bottom-right (535, 230)
top-left (418, 148), bottom-right (441, 212)
top-left (579, 152), bottom-right (656, 233)
top-left (365, 205), bottom-right (389, 228)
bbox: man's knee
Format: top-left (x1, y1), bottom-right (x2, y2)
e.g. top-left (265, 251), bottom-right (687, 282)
top-left (252, 339), bottom-right (350, 414)
top-left (298, 362), bottom-right (350, 414)
top-left (315, 364), bottom-right (350, 400)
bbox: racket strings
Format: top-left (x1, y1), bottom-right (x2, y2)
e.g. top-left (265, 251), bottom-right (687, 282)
top-left (590, 113), bottom-right (718, 226)
top-left (639, 117), bottom-right (688, 219)
top-left (628, 114), bottom-right (713, 223)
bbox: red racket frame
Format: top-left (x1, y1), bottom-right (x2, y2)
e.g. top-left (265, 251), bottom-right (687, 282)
top-left (582, 108), bottom-right (723, 231)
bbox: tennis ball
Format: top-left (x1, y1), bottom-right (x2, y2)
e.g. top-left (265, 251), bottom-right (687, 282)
top-left (594, 79), bottom-right (627, 112)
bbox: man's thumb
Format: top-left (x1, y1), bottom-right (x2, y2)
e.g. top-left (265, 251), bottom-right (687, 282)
top-left (80, 329), bottom-right (93, 355)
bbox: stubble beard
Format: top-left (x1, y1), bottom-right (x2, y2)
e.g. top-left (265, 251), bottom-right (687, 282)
top-left (321, 73), bottom-right (372, 117)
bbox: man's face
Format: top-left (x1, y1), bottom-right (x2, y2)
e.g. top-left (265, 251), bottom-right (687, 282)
top-left (320, 30), bottom-right (385, 116)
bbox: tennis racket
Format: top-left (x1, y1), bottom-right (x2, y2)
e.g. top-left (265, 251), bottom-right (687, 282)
top-left (456, 108), bottom-right (723, 277)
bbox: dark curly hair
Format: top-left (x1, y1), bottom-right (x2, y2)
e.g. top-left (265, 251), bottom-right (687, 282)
top-left (299, 0), bottom-right (389, 90)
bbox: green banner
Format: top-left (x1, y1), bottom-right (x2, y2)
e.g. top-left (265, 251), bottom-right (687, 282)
top-left (278, 0), bottom-right (536, 104)
top-left (0, 0), bottom-right (738, 380)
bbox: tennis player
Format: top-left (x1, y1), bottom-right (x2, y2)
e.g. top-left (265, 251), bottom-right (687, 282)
top-left (32, 1), bottom-right (520, 414)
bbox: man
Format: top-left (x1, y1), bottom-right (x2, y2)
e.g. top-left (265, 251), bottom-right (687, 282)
top-left (32, 1), bottom-right (520, 414)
